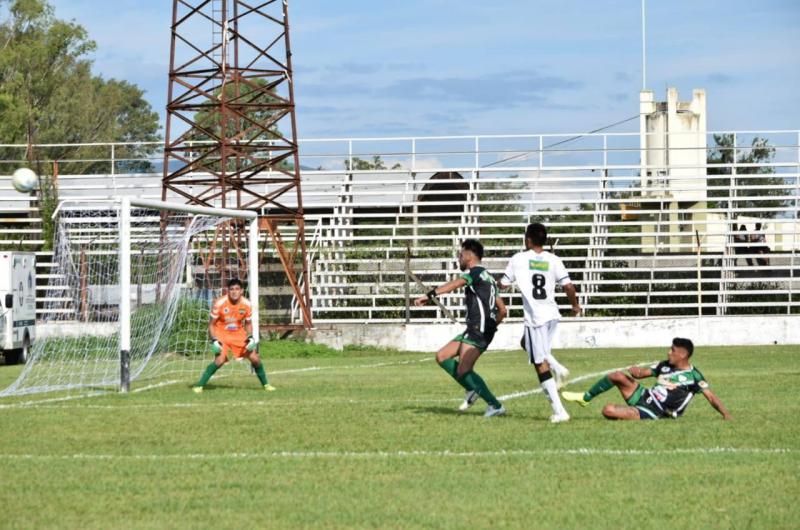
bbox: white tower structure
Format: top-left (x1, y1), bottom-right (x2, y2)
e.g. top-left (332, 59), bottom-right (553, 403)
top-left (639, 88), bottom-right (712, 252)
top-left (640, 87), bottom-right (707, 202)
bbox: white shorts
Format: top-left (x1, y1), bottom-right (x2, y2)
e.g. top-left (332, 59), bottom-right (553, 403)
top-left (523, 320), bottom-right (558, 365)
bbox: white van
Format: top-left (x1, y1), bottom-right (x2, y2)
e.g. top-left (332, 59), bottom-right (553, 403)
top-left (0, 252), bottom-right (36, 364)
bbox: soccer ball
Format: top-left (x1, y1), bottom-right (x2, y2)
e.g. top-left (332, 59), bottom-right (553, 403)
top-left (11, 167), bottom-right (38, 193)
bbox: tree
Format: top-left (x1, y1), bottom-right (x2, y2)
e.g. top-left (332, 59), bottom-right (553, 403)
top-left (344, 155), bottom-right (402, 171)
top-left (187, 79), bottom-right (289, 174)
top-left (707, 134), bottom-right (786, 217)
top-left (0, 0), bottom-right (160, 175)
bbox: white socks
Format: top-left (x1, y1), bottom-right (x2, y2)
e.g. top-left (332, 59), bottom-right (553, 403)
top-left (546, 354), bottom-right (566, 374)
top-left (541, 378), bottom-right (567, 415)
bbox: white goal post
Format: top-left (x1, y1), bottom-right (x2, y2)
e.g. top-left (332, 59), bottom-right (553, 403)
top-left (118, 198), bottom-right (260, 392)
top-left (0, 197), bottom-right (261, 398)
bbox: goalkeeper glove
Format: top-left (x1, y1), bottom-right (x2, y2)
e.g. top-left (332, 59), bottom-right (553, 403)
top-left (246, 336), bottom-right (258, 352)
top-left (210, 339), bottom-right (222, 355)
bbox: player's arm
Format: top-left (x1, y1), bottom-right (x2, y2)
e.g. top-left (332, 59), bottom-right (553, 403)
top-left (499, 262), bottom-right (515, 291)
top-left (701, 388), bottom-right (732, 420)
top-left (494, 296), bottom-right (507, 325)
top-left (208, 315), bottom-right (219, 340)
top-left (563, 283), bottom-right (581, 316)
top-left (413, 277), bottom-right (467, 306)
top-left (555, 258), bottom-right (581, 315)
top-left (628, 365), bottom-right (654, 379)
top-left (207, 315), bottom-right (223, 354)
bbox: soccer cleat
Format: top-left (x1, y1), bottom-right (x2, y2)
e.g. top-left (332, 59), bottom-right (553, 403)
top-left (192, 386), bottom-right (203, 394)
top-left (483, 404), bottom-right (507, 418)
top-left (549, 411), bottom-right (571, 423)
top-left (561, 391), bottom-right (589, 407)
top-left (553, 367), bottom-right (571, 390)
top-left (264, 384), bottom-right (276, 392)
top-left (458, 390), bottom-right (479, 412)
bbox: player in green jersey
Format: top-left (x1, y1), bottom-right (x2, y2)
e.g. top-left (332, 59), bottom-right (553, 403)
top-left (414, 239), bottom-right (508, 417)
top-left (562, 337), bottom-right (731, 420)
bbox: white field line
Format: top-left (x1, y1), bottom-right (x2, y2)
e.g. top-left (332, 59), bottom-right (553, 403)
top-left (4, 360), bottom-right (654, 410)
top-left (8, 396), bottom-right (460, 410)
top-left (0, 391), bottom-right (111, 410)
top-left (0, 357), bottom-right (434, 409)
top-left (498, 361), bottom-right (656, 401)
top-left (0, 447), bottom-right (793, 461)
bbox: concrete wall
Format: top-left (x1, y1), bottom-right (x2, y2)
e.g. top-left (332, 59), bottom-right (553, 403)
top-left (309, 316), bottom-right (800, 352)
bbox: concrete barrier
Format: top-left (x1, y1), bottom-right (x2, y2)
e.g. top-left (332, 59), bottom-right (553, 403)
top-left (309, 315), bottom-right (800, 351)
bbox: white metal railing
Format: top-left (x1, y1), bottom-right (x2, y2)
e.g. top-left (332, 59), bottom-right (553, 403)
top-left (1, 130), bottom-right (798, 322)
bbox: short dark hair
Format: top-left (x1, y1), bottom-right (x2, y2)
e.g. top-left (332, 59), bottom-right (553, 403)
top-left (461, 239), bottom-right (484, 260)
top-left (227, 278), bottom-right (243, 288)
top-left (525, 223), bottom-right (547, 246)
top-left (672, 337), bottom-right (694, 357)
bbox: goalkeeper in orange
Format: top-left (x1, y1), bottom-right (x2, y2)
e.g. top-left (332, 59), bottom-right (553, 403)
top-left (192, 278), bottom-right (275, 393)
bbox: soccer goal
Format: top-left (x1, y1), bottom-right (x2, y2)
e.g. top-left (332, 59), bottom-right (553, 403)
top-left (0, 197), bottom-right (260, 397)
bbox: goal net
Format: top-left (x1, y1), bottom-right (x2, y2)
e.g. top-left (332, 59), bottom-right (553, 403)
top-left (0, 198), bottom-right (260, 398)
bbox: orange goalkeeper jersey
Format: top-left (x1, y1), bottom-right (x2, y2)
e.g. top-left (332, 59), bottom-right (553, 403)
top-left (211, 295), bottom-right (252, 339)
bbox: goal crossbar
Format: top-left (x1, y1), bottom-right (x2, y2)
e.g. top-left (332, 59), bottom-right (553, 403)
top-left (118, 197), bottom-right (260, 392)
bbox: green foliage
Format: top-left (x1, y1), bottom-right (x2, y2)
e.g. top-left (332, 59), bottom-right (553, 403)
top-left (0, 0), bottom-right (160, 174)
top-left (37, 173), bottom-right (57, 250)
top-left (188, 79), bottom-right (292, 174)
top-left (259, 338), bottom-right (343, 358)
top-left (344, 155), bottom-right (402, 171)
top-left (707, 133), bottom-right (786, 217)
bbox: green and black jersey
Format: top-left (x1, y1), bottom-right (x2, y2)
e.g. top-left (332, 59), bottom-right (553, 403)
top-left (645, 361), bottom-right (710, 418)
top-left (459, 266), bottom-right (498, 334)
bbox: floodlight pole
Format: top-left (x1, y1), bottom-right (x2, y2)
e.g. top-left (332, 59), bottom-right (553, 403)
top-left (162, 0), bottom-right (313, 333)
top-left (641, 0), bottom-right (647, 90)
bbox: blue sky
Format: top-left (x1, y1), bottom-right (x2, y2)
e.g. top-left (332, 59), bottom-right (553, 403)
top-left (50, 0), bottom-right (799, 138)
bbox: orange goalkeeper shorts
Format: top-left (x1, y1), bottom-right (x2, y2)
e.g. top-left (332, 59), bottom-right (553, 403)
top-left (218, 334), bottom-right (248, 359)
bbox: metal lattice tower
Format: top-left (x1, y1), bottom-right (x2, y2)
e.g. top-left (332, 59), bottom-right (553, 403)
top-left (162, 0), bottom-right (312, 329)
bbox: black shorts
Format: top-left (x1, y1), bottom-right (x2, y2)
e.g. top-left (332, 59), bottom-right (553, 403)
top-left (627, 386), bottom-right (665, 420)
top-left (453, 325), bottom-right (495, 353)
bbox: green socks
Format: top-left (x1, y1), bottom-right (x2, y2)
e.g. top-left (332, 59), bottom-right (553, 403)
top-left (438, 358), bottom-right (501, 407)
top-left (438, 358), bottom-right (473, 391)
top-left (584, 375), bottom-right (614, 402)
top-left (254, 363), bottom-right (268, 386)
top-left (460, 371), bottom-right (502, 408)
top-left (197, 362), bottom-right (219, 387)
top-left (196, 361), bottom-right (269, 388)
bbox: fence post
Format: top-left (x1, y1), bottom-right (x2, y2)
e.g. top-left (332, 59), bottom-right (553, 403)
top-left (404, 244), bottom-right (411, 324)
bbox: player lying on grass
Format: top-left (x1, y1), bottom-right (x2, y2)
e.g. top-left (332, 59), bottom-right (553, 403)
top-left (414, 239), bottom-right (508, 417)
top-left (562, 337), bottom-right (731, 420)
top-left (192, 278), bottom-right (275, 393)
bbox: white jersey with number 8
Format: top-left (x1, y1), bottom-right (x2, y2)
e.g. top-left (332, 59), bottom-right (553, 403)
top-left (500, 250), bottom-right (571, 326)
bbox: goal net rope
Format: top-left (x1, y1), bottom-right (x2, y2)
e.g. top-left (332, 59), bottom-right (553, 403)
top-left (0, 198), bottom-right (259, 397)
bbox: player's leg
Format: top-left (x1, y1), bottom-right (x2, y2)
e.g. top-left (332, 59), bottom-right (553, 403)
top-left (452, 342), bottom-right (503, 416)
top-left (524, 325), bottom-right (569, 422)
top-left (519, 326), bottom-right (566, 378)
top-left (601, 404), bottom-right (641, 420)
top-left (194, 348), bottom-right (229, 392)
top-left (544, 320), bottom-right (569, 388)
top-left (452, 343), bottom-right (481, 411)
top-left (248, 351), bottom-right (275, 391)
top-left (562, 370), bottom-right (639, 406)
top-left (436, 340), bottom-right (474, 393)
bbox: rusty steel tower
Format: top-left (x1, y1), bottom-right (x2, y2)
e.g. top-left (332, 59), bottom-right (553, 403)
top-left (162, 0), bottom-right (312, 329)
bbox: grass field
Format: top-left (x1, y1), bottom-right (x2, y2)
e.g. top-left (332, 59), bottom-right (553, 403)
top-left (1, 344), bottom-right (798, 529)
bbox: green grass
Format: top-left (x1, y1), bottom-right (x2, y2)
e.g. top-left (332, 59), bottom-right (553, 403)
top-left (1, 344), bottom-right (798, 529)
